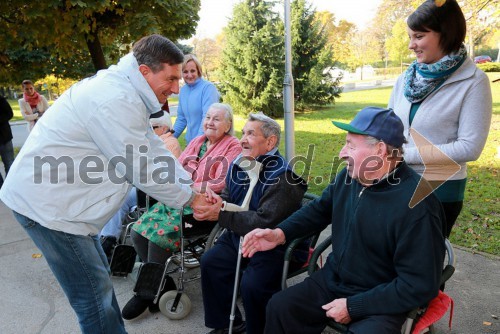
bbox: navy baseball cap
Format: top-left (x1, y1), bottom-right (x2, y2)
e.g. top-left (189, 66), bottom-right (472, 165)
top-left (332, 107), bottom-right (405, 147)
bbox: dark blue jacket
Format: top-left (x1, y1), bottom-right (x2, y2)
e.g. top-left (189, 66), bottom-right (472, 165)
top-left (278, 162), bottom-right (445, 319)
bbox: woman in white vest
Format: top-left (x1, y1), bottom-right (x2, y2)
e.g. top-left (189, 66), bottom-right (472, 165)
top-left (18, 79), bottom-right (50, 131)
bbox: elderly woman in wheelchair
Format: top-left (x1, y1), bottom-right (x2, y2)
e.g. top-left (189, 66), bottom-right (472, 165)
top-left (121, 103), bottom-right (241, 320)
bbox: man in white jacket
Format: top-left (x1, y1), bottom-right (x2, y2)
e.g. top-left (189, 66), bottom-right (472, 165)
top-left (0, 34), bottom-right (206, 334)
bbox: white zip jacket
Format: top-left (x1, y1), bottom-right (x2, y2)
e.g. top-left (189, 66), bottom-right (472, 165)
top-left (389, 57), bottom-right (492, 180)
top-left (0, 53), bottom-right (192, 236)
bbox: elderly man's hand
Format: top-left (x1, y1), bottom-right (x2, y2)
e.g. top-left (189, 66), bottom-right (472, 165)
top-left (242, 228), bottom-right (284, 258)
top-left (322, 298), bottom-right (351, 324)
top-left (192, 193), bottom-right (223, 221)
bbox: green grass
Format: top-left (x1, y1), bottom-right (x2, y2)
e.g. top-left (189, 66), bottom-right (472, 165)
top-left (244, 76), bottom-right (498, 255)
top-left (180, 77), bottom-right (499, 254)
top-left (9, 99), bottom-right (23, 121)
top-left (8, 74), bottom-right (499, 254)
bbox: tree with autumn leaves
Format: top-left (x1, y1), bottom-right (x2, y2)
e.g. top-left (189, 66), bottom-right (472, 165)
top-left (0, 0), bottom-right (201, 85)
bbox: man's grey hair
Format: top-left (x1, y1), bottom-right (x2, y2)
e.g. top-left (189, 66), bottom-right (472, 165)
top-left (133, 34), bottom-right (184, 73)
top-left (208, 103), bottom-right (235, 136)
top-left (364, 135), bottom-right (405, 156)
top-left (248, 113), bottom-right (281, 148)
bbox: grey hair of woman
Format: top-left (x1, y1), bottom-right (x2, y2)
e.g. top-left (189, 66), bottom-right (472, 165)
top-left (133, 34), bottom-right (184, 72)
top-left (209, 103), bottom-right (235, 136)
top-left (248, 112), bottom-right (281, 148)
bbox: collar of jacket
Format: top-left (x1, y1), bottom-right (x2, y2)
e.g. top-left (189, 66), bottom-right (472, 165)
top-left (347, 161), bottom-right (411, 192)
top-left (441, 57), bottom-right (476, 87)
top-left (187, 77), bottom-right (203, 88)
top-left (116, 53), bottom-right (161, 115)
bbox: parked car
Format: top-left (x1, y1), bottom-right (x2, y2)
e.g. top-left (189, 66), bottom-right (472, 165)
top-left (474, 55), bottom-right (492, 64)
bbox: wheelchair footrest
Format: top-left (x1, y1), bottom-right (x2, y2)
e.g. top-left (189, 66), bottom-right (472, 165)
top-left (134, 262), bottom-right (165, 300)
top-left (110, 244), bottom-right (137, 277)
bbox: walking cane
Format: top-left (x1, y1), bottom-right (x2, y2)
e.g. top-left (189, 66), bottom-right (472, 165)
top-left (229, 236), bottom-right (244, 334)
top-left (224, 157), bottom-right (262, 334)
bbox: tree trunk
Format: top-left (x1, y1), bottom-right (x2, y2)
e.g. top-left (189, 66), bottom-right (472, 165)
top-left (86, 30), bottom-right (107, 71)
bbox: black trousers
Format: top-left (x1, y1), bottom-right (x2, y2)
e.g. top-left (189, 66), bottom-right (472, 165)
top-left (264, 269), bottom-right (406, 334)
top-left (201, 231), bottom-right (285, 334)
top-left (441, 201), bottom-right (463, 238)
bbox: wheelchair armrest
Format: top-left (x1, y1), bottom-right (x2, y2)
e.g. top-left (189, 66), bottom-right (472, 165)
top-left (308, 235), bottom-right (332, 276)
top-left (441, 265), bottom-right (455, 285)
top-left (441, 239), bottom-right (456, 285)
top-left (281, 230), bottom-right (322, 289)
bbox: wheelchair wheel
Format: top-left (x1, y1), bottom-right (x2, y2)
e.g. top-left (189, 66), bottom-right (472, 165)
top-left (159, 290), bottom-right (192, 320)
top-left (205, 224), bottom-right (225, 252)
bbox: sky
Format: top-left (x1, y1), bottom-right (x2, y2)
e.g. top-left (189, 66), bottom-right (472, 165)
top-left (192, 0), bottom-right (383, 40)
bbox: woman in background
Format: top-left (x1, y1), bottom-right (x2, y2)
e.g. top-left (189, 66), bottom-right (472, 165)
top-left (389, 0), bottom-right (492, 237)
top-left (173, 54), bottom-right (220, 145)
top-left (18, 80), bottom-right (50, 131)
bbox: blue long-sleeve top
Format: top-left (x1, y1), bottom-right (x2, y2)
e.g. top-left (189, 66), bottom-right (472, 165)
top-left (173, 78), bottom-right (220, 144)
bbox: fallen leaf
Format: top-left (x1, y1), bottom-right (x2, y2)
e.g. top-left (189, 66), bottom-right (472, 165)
top-left (483, 321), bottom-right (492, 326)
top-left (32, 253), bottom-right (42, 258)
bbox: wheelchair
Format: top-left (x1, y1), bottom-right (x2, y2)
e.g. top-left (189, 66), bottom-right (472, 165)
top-left (111, 189), bottom-right (218, 320)
top-left (281, 232), bottom-right (456, 334)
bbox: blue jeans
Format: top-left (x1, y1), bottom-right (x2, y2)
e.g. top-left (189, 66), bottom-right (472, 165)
top-left (0, 139), bottom-right (14, 188)
top-left (13, 211), bottom-right (127, 334)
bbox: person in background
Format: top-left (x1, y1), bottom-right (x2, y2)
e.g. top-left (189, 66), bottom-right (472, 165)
top-left (242, 107), bottom-right (445, 334)
top-left (388, 0), bottom-right (492, 237)
top-left (18, 80), bottom-right (50, 131)
top-left (0, 95), bottom-right (15, 189)
top-left (0, 34), bottom-right (208, 334)
top-left (121, 102), bottom-right (242, 320)
top-left (194, 113), bottom-right (307, 334)
top-left (173, 54), bottom-right (220, 145)
top-left (150, 110), bottom-right (182, 158)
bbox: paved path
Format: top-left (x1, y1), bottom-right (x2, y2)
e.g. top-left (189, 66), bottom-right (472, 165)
top-left (0, 199), bottom-right (498, 334)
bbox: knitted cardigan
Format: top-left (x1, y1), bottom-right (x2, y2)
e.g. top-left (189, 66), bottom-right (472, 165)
top-left (178, 134), bottom-right (241, 193)
top-left (389, 57), bottom-right (492, 180)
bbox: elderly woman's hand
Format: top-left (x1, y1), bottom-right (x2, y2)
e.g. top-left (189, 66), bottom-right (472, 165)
top-left (192, 194), bottom-right (223, 221)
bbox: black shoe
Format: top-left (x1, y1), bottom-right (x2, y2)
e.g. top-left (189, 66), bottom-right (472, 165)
top-left (148, 275), bottom-right (177, 313)
top-left (122, 295), bottom-right (151, 320)
top-left (207, 321), bottom-right (246, 334)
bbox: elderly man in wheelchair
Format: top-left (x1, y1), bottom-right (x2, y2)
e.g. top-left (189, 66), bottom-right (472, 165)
top-left (242, 107), bottom-right (446, 334)
top-left (193, 113), bottom-right (308, 334)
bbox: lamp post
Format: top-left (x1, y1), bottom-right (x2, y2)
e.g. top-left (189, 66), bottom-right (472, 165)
top-left (283, 0), bottom-right (295, 162)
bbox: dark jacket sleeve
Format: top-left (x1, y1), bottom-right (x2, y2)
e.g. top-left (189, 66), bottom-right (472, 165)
top-left (278, 179), bottom-right (335, 241)
top-left (0, 97), bottom-right (14, 122)
top-left (218, 171), bottom-right (307, 236)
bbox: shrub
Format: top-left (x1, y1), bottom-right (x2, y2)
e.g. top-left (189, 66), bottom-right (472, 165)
top-left (477, 62), bottom-right (500, 72)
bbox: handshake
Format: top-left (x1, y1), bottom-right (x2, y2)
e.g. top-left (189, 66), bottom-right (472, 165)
top-left (189, 187), bottom-right (224, 222)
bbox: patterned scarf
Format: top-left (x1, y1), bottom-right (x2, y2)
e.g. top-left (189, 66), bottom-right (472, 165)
top-left (403, 44), bottom-right (467, 103)
top-left (23, 90), bottom-right (41, 109)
